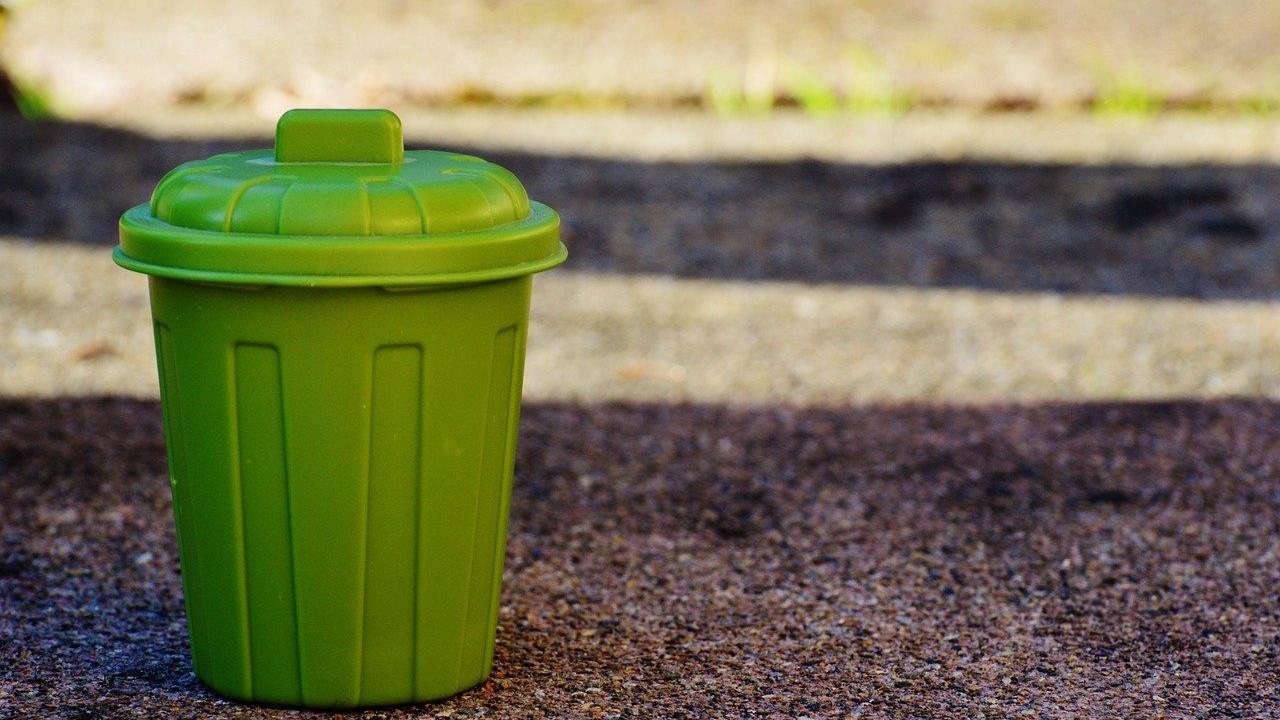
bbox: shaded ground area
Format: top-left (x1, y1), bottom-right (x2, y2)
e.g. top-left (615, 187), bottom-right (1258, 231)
top-left (2, 397), bottom-right (1278, 718)
top-left (4, 114), bottom-right (1280, 299)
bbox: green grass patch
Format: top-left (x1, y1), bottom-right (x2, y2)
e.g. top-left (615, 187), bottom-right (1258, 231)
top-left (1089, 61), bottom-right (1162, 117)
top-left (843, 44), bottom-right (913, 115)
top-left (8, 77), bottom-right (58, 120)
top-left (706, 47), bottom-right (914, 118)
top-left (779, 63), bottom-right (840, 117)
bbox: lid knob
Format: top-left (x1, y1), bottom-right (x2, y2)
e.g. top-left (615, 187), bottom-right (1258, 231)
top-left (274, 108), bottom-right (404, 164)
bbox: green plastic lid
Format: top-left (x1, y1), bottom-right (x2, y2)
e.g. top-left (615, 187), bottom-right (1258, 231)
top-left (114, 109), bottom-right (565, 287)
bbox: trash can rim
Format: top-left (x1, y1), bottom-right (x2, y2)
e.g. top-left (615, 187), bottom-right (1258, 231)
top-left (115, 201), bottom-right (565, 287)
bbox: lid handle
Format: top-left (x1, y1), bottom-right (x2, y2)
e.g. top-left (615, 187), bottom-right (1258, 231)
top-left (274, 108), bottom-right (404, 164)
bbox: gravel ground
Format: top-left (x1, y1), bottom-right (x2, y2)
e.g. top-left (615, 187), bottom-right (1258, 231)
top-left (2, 397), bottom-right (1279, 718)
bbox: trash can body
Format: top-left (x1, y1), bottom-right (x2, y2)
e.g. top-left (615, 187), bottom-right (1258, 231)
top-left (150, 277), bottom-right (531, 706)
top-left (115, 109), bottom-right (565, 708)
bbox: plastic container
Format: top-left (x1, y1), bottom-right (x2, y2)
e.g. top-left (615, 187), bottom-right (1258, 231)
top-left (114, 109), bottom-right (566, 708)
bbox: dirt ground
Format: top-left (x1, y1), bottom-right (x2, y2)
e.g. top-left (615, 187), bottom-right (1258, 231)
top-left (2, 397), bottom-right (1278, 718)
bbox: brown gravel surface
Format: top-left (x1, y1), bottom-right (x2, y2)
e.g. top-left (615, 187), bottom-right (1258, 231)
top-left (3, 397), bottom-right (1279, 718)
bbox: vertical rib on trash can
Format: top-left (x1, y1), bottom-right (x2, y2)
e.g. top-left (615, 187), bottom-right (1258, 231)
top-left (359, 344), bottom-right (423, 704)
top-left (234, 344), bottom-right (301, 702)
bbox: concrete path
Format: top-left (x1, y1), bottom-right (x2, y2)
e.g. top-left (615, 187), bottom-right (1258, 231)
top-left (4, 0), bottom-right (1278, 116)
top-left (6, 239), bottom-right (1280, 404)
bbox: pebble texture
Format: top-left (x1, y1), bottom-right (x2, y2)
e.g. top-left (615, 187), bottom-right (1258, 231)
top-left (2, 397), bottom-right (1278, 718)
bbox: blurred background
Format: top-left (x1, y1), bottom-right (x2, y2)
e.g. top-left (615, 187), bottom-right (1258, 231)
top-left (5, 0), bottom-right (1280, 407)
top-left (4, 0), bottom-right (1280, 403)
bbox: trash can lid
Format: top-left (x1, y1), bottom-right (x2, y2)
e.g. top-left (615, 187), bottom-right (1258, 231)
top-left (115, 109), bottom-right (565, 287)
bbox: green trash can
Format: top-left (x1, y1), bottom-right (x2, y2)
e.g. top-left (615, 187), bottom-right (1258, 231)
top-left (114, 109), bottom-right (566, 708)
